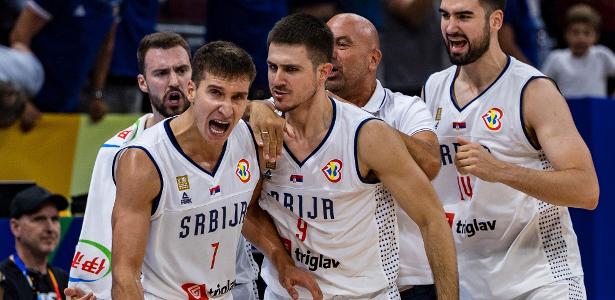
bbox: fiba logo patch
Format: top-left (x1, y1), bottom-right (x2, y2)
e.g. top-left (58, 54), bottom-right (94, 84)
top-left (322, 159), bottom-right (343, 183)
top-left (176, 175), bottom-right (190, 191)
top-left (235, 159), bottom-right (251, 183)
top-left (481, 108), bottom-right (504, 131)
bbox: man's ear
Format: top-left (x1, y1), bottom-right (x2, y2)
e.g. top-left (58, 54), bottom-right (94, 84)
top-left (137, 74), bottom-right (148, 93)
top-left (10, 218), bottom-right (19, 236)
top-left (187, 80), bottom-right (196, 103)
top-left (490, 9), bottom-right (504, 32)
top-left (369, 49), bottom-right (382, 72)
top-left (319, 63), bottom-right (333, 83)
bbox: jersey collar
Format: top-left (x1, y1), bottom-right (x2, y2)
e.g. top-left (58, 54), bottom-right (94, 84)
top-left (362, 80), bottom-right (386, 114)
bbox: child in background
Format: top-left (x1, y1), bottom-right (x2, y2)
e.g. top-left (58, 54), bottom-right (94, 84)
top-left (541, 4), bottom-right (615, 98)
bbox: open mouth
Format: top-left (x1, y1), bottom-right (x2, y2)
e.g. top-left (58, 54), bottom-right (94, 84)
top-left (166, 91), bottom-right (183, 106)
top-left (209, 119), bottom-right (230, 135)
top-left (448, 38), bottom-right (468, 53)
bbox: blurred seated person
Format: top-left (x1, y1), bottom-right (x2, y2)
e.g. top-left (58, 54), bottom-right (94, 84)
top-left (0, 43), bottom-right (44, 131)
top-left (542, 4), bottom-right (615, 98)
top-left (10, 0), bottom-right (119, 122)
top-left (0, 185), bottom-right (69, 299)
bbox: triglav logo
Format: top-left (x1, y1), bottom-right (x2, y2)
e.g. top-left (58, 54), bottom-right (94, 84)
top-left (181, 283), bottom-right (208, 300)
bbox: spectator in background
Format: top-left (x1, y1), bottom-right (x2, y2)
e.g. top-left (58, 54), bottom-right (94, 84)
top-left (0, 0), bottom-right (22, 45)
top-left (206, 0), bottom-right (287, 99)
top-left (542, 4), bottom-right (615, 98)
top-left (9, 0), bottom-right (120, 121)
top-left (0, 185), bottom-right (69, 299)
top-left (0, 42), bottom-right (44, 131)
top-left (381, 0), bottom-right (448, 97)
top-left (498, 0), bottom-right (550, 66)
top-left (105, 0), bottom-right (159, 114)
top-left (289, 0), bottom-right (337, 21)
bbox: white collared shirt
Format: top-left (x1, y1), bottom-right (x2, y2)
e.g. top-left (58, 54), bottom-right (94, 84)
top-left (364, 80), bottom-right (436, 285)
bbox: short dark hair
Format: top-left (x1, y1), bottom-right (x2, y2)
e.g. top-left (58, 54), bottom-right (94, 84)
top-left (191, 41), bottom-right (256, 87)
top-left (267, 13), bottom-right (334, 67)
top-left (137, 32), bottom-right (191, 74)
top-left (479, 0), bottom-right (506, 15)
top-left (566, 4), bottom-right (601, 31)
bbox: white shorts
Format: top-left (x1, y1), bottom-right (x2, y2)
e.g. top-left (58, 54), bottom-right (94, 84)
top-left (512, 276), bottom-right (586, 300)
top-left (264, 286), bottom-right (395, 300)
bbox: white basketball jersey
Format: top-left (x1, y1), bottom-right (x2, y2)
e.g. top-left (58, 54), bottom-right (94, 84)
top-left (424, 56), bottom-right (584, 299)
top-left (260, 98), bottom-right (401, 299)
top-left (68, 113), bottom-right (151, 299)
top-left (119, 118), bottom-right (260, 300)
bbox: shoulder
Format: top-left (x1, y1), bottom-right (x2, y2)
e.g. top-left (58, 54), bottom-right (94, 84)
top-left (103, 114), bottom-right (151, 147)
top-left (424, 65), bottom-right (457, 100)
top-left (385, 90), bottom-right (425, 110)
top-left (509, 56), bottom-right (543, 76)
top-left (593, 45), bottom-right (615, 58)
top-left (545, 49), bottom-right (568, 62)
top-left (335, 97), bottom-right (375, 121)
top-left (0, 258), bottom-right (12, 272)
top-left (426, 65), bottom-right (456, 84)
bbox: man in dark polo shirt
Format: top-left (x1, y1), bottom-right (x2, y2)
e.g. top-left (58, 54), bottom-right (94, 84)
top-left (0, 185), bottom-right (69, 300)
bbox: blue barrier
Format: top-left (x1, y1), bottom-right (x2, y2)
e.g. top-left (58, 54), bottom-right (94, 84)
top-left (0, 98), bottom-right (613, 298)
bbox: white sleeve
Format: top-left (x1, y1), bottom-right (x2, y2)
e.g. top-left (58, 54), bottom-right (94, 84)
top-left (394, 94), bottom-right (435, 136)
top-left (601, 46), bottom-right (615, 76)
top-left (67, 147), bottom-right (118, 300)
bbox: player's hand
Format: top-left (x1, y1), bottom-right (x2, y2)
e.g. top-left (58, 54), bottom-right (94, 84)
top-left (19, 101), bottom-right (41, 132)
top-left (249, 100), bottom-right (295, 163)
top-left (88, 98), bottom-right (108, 123)
top-left (455, 137), bottom-right (507, 182)
top-left (278, 265), bottom-right (323, 300)
top-left (64, 287), bottom-right (96, 300)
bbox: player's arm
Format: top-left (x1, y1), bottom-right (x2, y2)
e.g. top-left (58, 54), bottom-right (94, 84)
top-left (111, 149), bottom-right (160, 299)
top-left (358, 120), bottom-right (458, 300)
top-left (397, 130), bottom-right (440, 180)
top-left (243, 187), bottom-right (322, 300)
top-left (456, 78), bottom-right (599, 209)
top-left (9, 3), bottom-right (50, 50)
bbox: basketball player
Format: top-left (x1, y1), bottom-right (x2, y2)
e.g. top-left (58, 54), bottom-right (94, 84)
top-left (247, 13), bottom-right (458, 299)
top-left (326, 13), bottom-right (440, 300)
top-left (110, 41), bottom-right (319, 299)
top-left (424, 0), bottom-right (599, 299)
top-left (65, 33), bottom-right (278, 300)
top-left (66, 32), bottom-right (193, 300)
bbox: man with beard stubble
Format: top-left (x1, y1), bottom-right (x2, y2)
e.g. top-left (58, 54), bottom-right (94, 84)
top-left (325, 13), bottom-right (440, 300)
top-left (424, 0), bottom-right (599, 299)
top-left (66, 32), bottom-right (193, 299)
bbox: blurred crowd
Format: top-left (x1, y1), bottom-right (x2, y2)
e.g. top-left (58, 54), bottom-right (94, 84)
top-left (1, 0), bottom-right (614, 132)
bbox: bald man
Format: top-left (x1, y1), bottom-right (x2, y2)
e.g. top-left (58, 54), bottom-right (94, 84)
top-left (326, 13), bottom-right (441, 300)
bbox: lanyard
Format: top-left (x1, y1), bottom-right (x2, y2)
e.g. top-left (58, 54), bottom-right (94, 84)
top-left (10, 254), bottom-right (62, 300)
